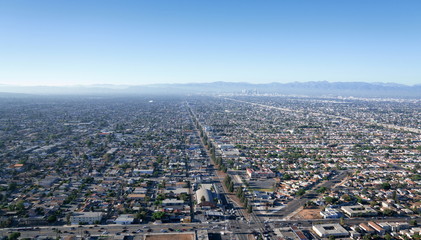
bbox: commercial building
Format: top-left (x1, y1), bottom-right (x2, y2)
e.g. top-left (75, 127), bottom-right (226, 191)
top-left (359, 223), bottom-right (375, 234)
top-left (312, 224), bottom-right (349, 238)
top-left (368, 221), bottom-right (385, 235)
top-left (70, 212), bottom-right (103, 225)
top-left (162, 199), bottom-right (185, 210)
top-left (115, 214), bottom-right (135, 225)
top-left (341, 205), bottom-right (377, 217)
top-left (246, 168), bottom-right (276, 179)
top-left (320, 207), bottom-right (342, 219)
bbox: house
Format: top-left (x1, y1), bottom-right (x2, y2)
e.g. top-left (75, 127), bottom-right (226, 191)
top-left (127, 194), bottom-right (146, 200)
top-left (133, 168), bottom-right (154, 176)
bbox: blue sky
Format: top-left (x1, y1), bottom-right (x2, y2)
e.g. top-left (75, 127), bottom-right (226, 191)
top-left (0, 1), bottom-right (420, 86)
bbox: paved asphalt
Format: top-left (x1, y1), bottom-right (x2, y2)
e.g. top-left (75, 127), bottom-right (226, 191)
top-left (3, 216), bottom-right (418, 240)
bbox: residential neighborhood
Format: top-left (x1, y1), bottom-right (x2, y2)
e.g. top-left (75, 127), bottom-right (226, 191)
top-left (0, 95), bottom-right (419, 240)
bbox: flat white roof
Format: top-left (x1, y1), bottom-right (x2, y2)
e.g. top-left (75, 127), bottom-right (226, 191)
top-left (313, 224), bottom-right (349, 236)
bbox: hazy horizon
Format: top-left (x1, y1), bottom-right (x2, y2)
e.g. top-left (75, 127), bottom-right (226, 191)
top-left (0, 80), bottom-right (420, 88)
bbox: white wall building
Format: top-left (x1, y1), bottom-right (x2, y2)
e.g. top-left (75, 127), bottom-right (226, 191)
top-left (115, 214), bottom-right (135, 225)
top-left (341, 205), bottom-right (377, 217)
top-left (312, 224), bottom-right (349, 238)
top-left (70, 212), bottom-right (103, 225)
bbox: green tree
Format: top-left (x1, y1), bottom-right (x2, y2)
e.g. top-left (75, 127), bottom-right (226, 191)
top-left (228, 182), bottom-right (234, 192)
top-left (236, 187), bottom-right (244, 198)
top-left (392, 191), bottom-right (398, 202)
top-left (16, 200), bottom-right (25, 211)
top-left (47, 215), bottom-right (57, 223)
top-left (324, 196), bottom-right (337, 204)
top-left (65, 213), bottom-right (71, 224)
top-left (282, 174), bottom-right (291, 180)
top-left (179, 193), bottom-right (189, 202)
top-left (247, 204), bottom-right (253, 213)
top-left (317, 187), bottom-right (328, 194)
top-left (382, 209), bottom-right (396, 216)
top-left (381, 182), bottom-right (391, 190)
top-left (342, 194), bottom-right (352, 202)
top-left (8, 183), bottom-right (17, 191)
top-left (296, 189), bottom-right (306, 196)
top-left (409, 219), bottom-right (417, 226)
top-left (8, 232), bottom-right (20, 240)
top-left (152, 211), bottom-right (166, 220)
top-left (362, 234), bottom-right (372, 240)
top-left (136, 210), bottom-right (148, 220)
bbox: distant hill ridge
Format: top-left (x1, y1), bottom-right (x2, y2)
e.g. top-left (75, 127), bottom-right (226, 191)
top-left (0, 81), bottom-right (420, 98)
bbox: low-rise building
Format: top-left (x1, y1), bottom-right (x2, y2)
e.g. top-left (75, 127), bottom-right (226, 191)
top-left (162, 199), bottom-right (185, 210)
top-left (246, 168), bottom-right (276, 179)
top-left (312, 224), bottom-right (349, 238)
top-left (368, 221), bottom-right (385, 235)
top-left (359, 223), bottom-right (375, 234)
top-left (196, 184), bottom-right (216, 209)
top-left (70, 212), bottom-right (103, 225)
top-left (341, 205), bottom-right (377, 217)
top-left (320, 207), bottom-right (342, 219)
top-left (115, 214), bottom-right (134, 225)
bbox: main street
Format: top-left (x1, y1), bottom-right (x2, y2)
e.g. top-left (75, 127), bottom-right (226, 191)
top-left (0, 222), bottom-right (220, 239)
top-left (3, 216), bottom-right (418, 240)
top-left (187, 103), bottom-right (253, 240)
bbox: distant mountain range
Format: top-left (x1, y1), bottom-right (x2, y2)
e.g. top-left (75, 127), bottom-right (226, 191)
top-left (0, 81), bottom-right (420, 98)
